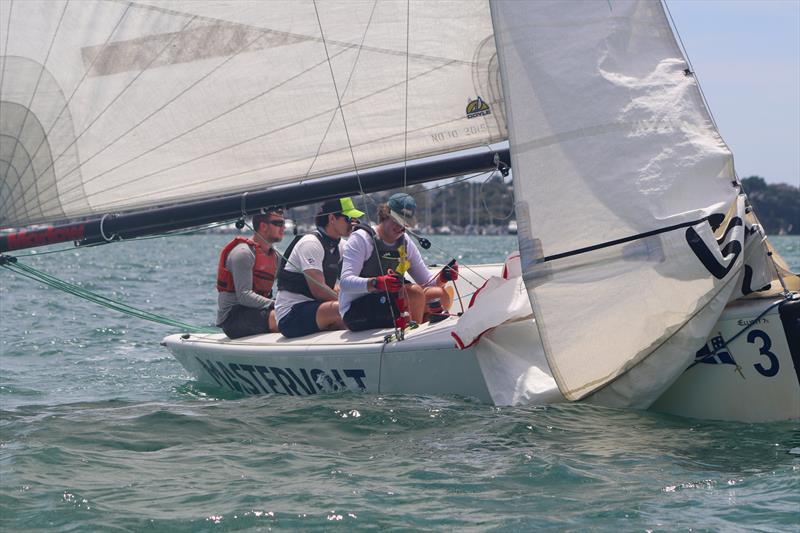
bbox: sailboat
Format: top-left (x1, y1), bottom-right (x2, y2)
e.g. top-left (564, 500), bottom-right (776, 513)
top-left (1, 0), bottom-right (797, 422)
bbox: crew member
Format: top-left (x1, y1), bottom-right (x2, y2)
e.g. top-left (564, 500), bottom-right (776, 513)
top-left (274, 197), bottom-right (365, 338)
top-left (339, 193), bottom-right (458, 331)
top-left (216, 208), bottom-right (285, 338)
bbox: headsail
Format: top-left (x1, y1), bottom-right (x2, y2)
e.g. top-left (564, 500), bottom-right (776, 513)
top-left (0, 0), bottom-right (504, 228)
top-left (492, 0), bottom-right (749, 406)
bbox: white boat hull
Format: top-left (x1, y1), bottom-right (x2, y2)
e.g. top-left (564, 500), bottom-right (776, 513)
top-left (652, 296), bottom-right (800, 422)
top-left (163, 265), bottom-right (799, 422)
top-left (165, 319), bottom-right (495, 402)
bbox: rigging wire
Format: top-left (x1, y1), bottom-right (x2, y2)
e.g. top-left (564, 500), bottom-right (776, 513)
top-left (480, 168), bottom-right (515, 221)
top-left (662, 0), bottom-right (743, 191)
top-left (402, 0), bottom-right (410, 192)
top-left (312, 0), bottom-right (405, 337)
top-left (301, 0), bottom-right (379, 184)
top-left (662, 1), bottom-right (723, 135)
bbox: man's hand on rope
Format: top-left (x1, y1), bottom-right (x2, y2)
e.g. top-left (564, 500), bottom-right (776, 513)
top-left (374, 274), bottom-right (402, 293)
top-left (438, 259), bottom-right (459, 283)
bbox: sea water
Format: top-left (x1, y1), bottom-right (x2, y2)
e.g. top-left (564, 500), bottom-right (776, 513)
top-left (1, 235), bottom-right (798, 531)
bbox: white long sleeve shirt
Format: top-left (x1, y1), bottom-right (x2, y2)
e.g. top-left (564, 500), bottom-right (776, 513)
top-left (338, 228), bottom-right (437, 317)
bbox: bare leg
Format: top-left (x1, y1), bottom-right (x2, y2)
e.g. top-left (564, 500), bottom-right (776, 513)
top-left (316, 301), bottom-right (346, 331)
top-left (267, 309), bottom-right (278, 333)
top-left (402, 284), bottom-right (426, 323)
top-left (423, 286), bottom-right (452, 322)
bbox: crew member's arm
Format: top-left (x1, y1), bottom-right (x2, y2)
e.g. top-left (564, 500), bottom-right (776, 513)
top-left (290, 236), bottom-right (338, 301)
top-left (229, 244), bottom-right (273, 308)
top-left (406, 238), bottom-right (442, 287)
top-left (304, 269), bottom-right (338, 301)
top-left (339, 231), bottom-right (373, 294)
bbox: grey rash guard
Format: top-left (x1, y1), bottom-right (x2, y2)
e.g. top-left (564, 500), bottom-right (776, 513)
top-left (216, 242), bottom-right (274, 326)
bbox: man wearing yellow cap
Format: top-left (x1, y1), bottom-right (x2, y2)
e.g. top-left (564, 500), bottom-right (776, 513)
top-left (274, 197), bottom-right (365, 338)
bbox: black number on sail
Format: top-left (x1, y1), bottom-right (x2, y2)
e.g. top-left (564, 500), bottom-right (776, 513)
top-left (685, 217), bottom-right (743, 279)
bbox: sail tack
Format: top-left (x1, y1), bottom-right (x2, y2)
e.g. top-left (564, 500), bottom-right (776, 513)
top-left (492, 0), bottom-right (746, 406)
top-left (0, 0), bottom-right (505, 228)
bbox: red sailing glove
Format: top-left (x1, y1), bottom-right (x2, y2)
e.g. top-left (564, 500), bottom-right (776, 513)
top-left (438, 260), bottom-right (459, 282)
top-left (374, 274), bottom-right (402, 293)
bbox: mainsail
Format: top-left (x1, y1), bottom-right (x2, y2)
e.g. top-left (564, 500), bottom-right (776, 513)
top-left (0, 0), bottom-right (505, 228)
top-left (492, 0), bottom-right (758, 406)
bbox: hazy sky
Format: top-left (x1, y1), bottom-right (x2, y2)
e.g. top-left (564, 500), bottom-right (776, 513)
top-left (666, 0), bottom-right (799, 186)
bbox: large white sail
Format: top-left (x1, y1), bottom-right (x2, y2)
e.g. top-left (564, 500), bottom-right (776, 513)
top-left (492, 0), bottom-right (747, 406)
top-left (0, 0), bottom-right (504, 227)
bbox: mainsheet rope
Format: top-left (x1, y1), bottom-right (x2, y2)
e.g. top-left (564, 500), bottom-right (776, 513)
top-left (0, 257), bottom-right (216, 333)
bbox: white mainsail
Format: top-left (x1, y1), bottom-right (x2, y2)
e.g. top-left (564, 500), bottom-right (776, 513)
top-left (491, 0), bottom-right (752, 406)
top-left (0, 0), bottom-right (504, 227)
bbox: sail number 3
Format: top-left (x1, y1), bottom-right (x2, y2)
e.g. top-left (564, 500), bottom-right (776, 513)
top-left (695, 329), bottom-right (779, 378)
top-left (748, 329), bottom-right (779, 377)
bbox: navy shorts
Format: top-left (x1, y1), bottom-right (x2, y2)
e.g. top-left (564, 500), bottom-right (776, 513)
top-left (221, 305), bottom-right (270, 339)
top-left (278, 300), bottom-right (323, 338)
top-left (343, 293), bottom-right (398, 331)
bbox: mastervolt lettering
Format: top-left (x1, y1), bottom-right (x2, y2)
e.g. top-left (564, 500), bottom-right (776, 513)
top-left (195, 357), bottom-right (367, 395)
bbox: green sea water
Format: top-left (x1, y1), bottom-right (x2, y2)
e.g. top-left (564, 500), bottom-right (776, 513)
top-left (2, 235), bottom-right (799, 531)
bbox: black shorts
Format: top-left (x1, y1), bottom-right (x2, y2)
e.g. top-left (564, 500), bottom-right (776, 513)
top-left (343, 292), bottom-right (399, 331)
top-left (278, 300), bottom-right (323, 338)
top-left (221, 305), bottom-right (270, 339)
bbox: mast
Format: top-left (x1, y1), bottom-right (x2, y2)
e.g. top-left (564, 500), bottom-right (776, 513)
top-left (1, 148), bottom-right (509, 253)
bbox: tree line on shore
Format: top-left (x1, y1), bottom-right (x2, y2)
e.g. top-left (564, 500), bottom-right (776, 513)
top-left (740, 176), bottom-right (799, 235)
top-left (287, 174), bottom-right (798, 236)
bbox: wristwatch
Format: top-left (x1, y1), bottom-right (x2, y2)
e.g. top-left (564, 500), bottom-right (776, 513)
top-left (370, 278), bottom-right (378, 290)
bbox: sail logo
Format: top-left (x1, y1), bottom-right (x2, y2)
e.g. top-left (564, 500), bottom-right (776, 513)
top-left (466, 96), bottom-right (491, 119)
top-left (685, 215), bottom-right (742, 279)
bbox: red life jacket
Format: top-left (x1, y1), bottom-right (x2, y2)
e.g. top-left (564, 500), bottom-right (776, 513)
top-left (216, 237), bottom-right (277, 298)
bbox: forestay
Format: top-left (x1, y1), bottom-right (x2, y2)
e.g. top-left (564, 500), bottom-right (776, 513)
top-left (0, 0), bottom-right (504, 227)
top-left (492, 0), bottom-right (749, 406)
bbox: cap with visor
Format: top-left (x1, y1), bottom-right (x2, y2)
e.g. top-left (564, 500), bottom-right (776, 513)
top-left (320, 197), bottom-right (365, 219)
top-left (387, 193), bottom-right (417, 228)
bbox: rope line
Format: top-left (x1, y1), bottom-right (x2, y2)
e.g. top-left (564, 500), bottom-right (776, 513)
top-left (1, 259), bottom-right (216, 333)
top-left (402, 0), bottom-right (410, 192)
top-left (301, 0), bottom-right (379, 184)
top-left (312, 0), bottom-right (405, 335)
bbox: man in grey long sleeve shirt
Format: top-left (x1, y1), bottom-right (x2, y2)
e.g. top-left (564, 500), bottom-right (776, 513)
top-left (216, 209), bottom-right (285, 338)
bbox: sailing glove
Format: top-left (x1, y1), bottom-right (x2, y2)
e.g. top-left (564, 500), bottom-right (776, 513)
top-left (438, 261), bottom-right (459, 282)
top-left (374, 274), bottom-right (402, 293)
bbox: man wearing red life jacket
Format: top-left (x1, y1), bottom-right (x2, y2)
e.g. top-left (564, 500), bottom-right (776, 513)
top-left (216, 209), bottom-right (285, 338)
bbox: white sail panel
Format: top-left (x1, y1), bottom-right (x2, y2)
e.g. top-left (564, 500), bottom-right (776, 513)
top-left (0, 0), bottom-right (505, 227)
top-left (492, 0), bottom-right (744, 405)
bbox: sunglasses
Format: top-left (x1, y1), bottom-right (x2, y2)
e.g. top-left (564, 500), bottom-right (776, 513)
top-left (268, 220), bottom-right (286, 227)
top-left (335, 213), bottom-right (354, 223)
